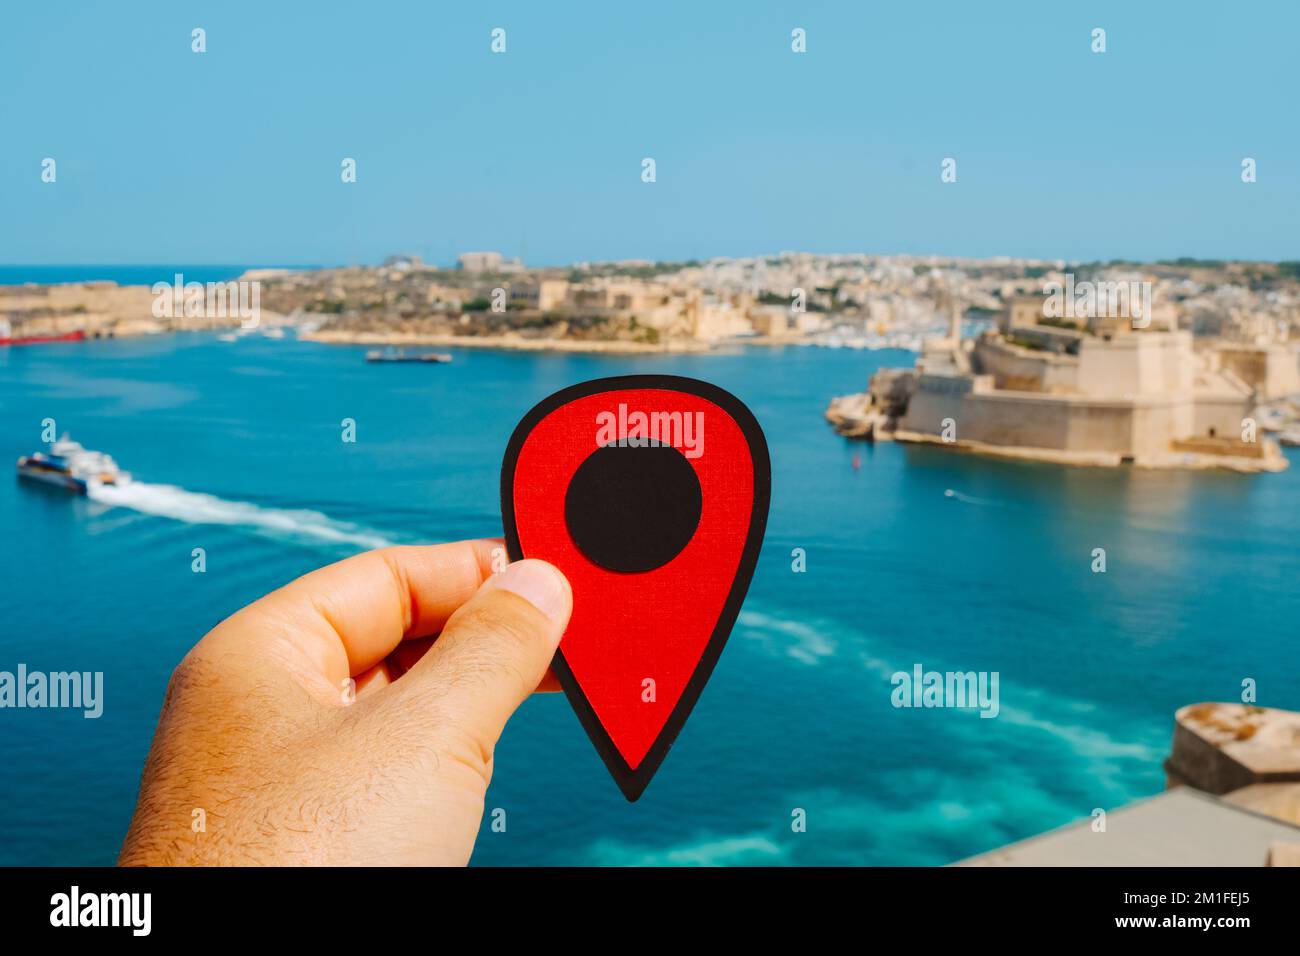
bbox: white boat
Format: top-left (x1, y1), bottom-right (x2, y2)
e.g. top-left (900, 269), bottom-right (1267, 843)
top-left (15, 435), bottom-right (131, 494)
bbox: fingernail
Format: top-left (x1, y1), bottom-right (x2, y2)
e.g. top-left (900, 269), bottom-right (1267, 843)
top-left (489, 560), bottom-right (569, 621)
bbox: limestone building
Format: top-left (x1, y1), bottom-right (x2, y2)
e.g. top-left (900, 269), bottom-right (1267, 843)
top-left (876, 293), bottom-right (1288, 470)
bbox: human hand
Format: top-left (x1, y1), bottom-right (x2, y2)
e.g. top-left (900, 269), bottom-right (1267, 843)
top-left (119, 540), bottom-right (571, 866)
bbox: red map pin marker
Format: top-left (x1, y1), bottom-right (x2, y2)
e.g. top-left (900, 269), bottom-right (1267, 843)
top-left (501, 375), bottom-right (770, 801)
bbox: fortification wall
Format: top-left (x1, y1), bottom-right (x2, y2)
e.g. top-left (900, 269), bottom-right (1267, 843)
top-left (1077, 332), bottom-right (1193, 397)
top-left (900, 379), bottom-right (1203, 456)
top-left (972, 338), bottom-right (1078, 392)
top-left (1195, 394), bottom-right (1251, 439)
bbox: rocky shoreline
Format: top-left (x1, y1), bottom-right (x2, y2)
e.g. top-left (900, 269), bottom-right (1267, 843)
top-left (893, 427), bottom-right (1288, 472)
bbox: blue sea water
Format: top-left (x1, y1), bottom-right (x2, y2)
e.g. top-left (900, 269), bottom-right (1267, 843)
top-left (0, 265), bottom-right (315, 287)
top-left (1, 328), bottom-right (1297, 866)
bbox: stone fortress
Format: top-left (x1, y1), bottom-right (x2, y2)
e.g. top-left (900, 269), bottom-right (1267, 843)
top-left (829, 282), bottom-right (1297, 472)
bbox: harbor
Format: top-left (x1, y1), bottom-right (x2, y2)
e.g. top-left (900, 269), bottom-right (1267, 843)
top-left (3, 331), bottom-right (1298, 866)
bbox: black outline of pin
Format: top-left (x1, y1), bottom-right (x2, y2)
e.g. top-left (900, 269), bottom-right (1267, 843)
top-left (501, 375), bottom-right (771, 801)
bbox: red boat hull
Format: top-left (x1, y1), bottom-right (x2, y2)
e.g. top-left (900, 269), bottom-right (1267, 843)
top-left (0, 330), bottom-right (86, 346)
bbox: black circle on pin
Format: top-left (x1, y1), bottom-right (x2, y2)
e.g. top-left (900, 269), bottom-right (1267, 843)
top-left (564, 441), bottom-right (702, 573)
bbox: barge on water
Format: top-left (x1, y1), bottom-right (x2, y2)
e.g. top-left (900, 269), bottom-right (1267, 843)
top-left (366, 347), bottom-right (452, 364)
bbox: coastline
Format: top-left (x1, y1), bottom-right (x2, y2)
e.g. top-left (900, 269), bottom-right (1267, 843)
top-left (891, 428), bottom-right (1289, 473)
top-left (5, 331), bottom-right (1299, 866)
top-left (301, 329), bottom-right (712, 354)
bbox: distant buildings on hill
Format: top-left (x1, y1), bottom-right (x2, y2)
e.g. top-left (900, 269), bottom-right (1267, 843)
top-left (457, 251), bottom-right (525, 274)
top-left (6, 254), bottom-right (1300, 401)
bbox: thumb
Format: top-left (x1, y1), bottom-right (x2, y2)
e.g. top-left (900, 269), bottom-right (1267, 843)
top-left (398, 558), bottom-right (571, 757)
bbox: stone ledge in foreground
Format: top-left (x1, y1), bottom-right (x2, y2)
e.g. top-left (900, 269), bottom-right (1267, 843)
top-left (1166, 702), bottom-right (1300, 794)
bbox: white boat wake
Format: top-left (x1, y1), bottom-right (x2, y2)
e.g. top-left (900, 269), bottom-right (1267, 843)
top-left (87, 480), bottom-right (396, 551)
top-left (944, 488), bottom-right (996, 506)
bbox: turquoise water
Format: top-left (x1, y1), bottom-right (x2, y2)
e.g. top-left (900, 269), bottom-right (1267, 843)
top-left (1, 331), bottom-right (1297, 866)
top-left (0, 265), bottom-right (312, 286)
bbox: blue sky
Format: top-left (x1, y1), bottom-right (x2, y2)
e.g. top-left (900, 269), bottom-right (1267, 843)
top-left (1, 1), bottom-right (1296, 266)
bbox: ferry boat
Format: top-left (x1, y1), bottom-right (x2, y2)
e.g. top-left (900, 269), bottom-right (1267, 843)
top-left (16, 436), bottom-right (131, 494)
top-left (365, 347), bottom-right (452, 364)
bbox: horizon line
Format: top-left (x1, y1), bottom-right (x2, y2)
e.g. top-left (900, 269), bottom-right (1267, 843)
top-left (3, 254), bottom-right (1298, 269)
